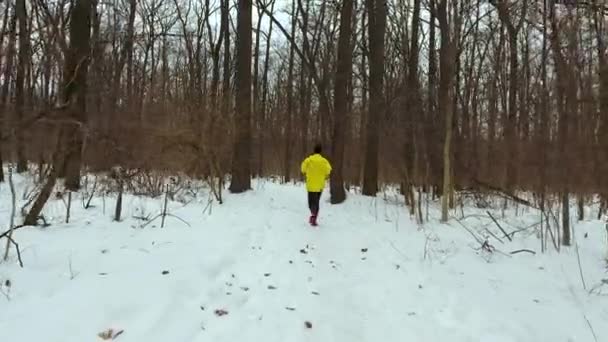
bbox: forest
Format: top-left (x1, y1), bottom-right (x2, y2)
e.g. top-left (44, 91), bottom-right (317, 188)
top-left (0, 0), bottom-right (607, 246)
top-left (2, 1), bottom-right (608, 341)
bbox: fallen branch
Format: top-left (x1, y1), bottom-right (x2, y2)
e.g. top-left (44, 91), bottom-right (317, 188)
top-left (453, 216), bottom-right (484, 245)
top-left (487, 211), bottom-right (513, 242)
top-left (510, 249), bottom-right (536, 255)
top-left (508, 221), bottom-right (542, 239)
top-left (576, 241), bottom-right (587, 291)
top-left (484, 227), bottom-right (505, 244)
top-left (471, 178), bottom-right (535, 208)
top-left (141, 213), bottom-right (191, 229)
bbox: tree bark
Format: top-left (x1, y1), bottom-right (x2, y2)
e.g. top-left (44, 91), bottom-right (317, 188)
top-left (222, 0), bottom-right (231, 117)
top-left (0, 8), bottom-right (16, 183)
top-left (15, 0), bottom-right (29, 173)
top-left (330, 0), bottom-right (354, 204)
top-left (259, 0), bottom-right (275, 177)
top-left (229, 0), bottom-right (253, 193)
top-left (283, 0), bottom-right (298, 183)
top-left (549, 2), bottom-right (571, 246)
top-left (61, 0), bottom-right (92, 191)
top-left (362, 0), bottom-right (387, 196)
top-left (438, 0), bottom-right (457, 223)
top-left (253, 2), bottom-right (263, 175)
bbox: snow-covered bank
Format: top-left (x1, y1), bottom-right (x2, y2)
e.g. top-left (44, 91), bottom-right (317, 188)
top-left (1, 174), bottom-right (607, 342)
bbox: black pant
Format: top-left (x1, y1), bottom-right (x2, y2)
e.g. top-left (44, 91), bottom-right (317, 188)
top-left (308, 192), bottom-right (321, 216)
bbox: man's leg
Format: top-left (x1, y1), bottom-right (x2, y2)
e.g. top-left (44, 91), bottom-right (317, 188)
top-left (314, 192), bottom-right (321, 216)
top-left (311, 192), bottom-right (321, 225)
top-left (307, 192), bottom-right (315, 224)
top-left (308, 192), bottom-right (314, 214)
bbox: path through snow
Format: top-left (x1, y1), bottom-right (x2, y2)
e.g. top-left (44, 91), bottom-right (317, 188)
top-left (1, 177), bottom-right (607, 341)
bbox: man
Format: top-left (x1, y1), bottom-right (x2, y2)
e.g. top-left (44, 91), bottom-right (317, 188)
top-left (300, 144), bottom-right (332, 226)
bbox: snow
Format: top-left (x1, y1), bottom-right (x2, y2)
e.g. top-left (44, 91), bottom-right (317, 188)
top-left (1, 172), bottom-right (608, 342)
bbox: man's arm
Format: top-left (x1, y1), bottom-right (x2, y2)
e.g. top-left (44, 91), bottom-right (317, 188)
top-left (325, 158), bottom-right (332, 179)
top-left (300, 157), bottom-right (309, 175)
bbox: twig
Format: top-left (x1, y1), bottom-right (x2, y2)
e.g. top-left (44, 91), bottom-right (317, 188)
top-left (0, 225), bottom-right (27, 240)
top-left (588, 279), bottom-right (608, 295)
top-left (487, 211), bottom-right (513, 242)
top-left (423, 235), bottom-right (431, 261)
top-left (584, 315), bottom-right (599, 342)
top-left (453, 216), bottom-right (484, 245)
top-left (389, 241), bottom-right (410, 262)
top-left (69, 255), bottom-right (79, 280)
top-left (484, 227), bottom-right (505, 244)
top-left (0, 285), bottom-right (9, 301)
top-left (510, 249), bottom-right (536, 255)
top-left (161, 184), bottom-right (169, 228)
top-left (508, 221), bottom-right (542, 239)
top-left (166, 214), bottom-right (191, 227)
top-left (84, 176), bottom-right (98, 209)
top-left (6, 236), bottom-right (24, 268)
top-left (576, 241), bottom-right (587, 291)
top-left (3, 165), bottom-right (17, 261)
top-left (141, 213), bottom-right (190, 229)
top-left (202, 197), bottom-right (213, 215)
top-left (65, 191), bottom-right (72, 224)
top-left (471, 178), bottom-right (535, 208)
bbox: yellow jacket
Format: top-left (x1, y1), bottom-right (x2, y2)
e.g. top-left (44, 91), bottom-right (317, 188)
top-left (301, 153), bottom-right (332, 192)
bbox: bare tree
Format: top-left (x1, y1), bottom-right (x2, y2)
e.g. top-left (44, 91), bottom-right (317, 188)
top-left (229, 0), bottom-right (253, 193)
top-left (438, 0), bottom-right (458, 223)
top-left (0, 4), bottom-right (16, 183)
top-left (330, 0), bottom-right (354, 204)
top-left (14, 0), bottom-right (29, 172)
top-left (362, 0), bottom-right (387, 196)
top-left (282, 0), bottom-right (298, 183)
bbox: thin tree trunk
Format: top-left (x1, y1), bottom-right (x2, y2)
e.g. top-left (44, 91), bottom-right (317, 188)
top-left (549, 2), bottom-right (571, 246)
top-left (427, 0), bottom-right (438, 189)
top-left (15, 0), bottom-right (29, 172)
top-left (259, 0), bottom-right (275, 177)
top-left (0, 9), bottom-right (16, 183)
top-left (438, 0), bottom-right (457, 223)
top-left (283, 0), bottom-right (297, 182)
top-left (221, 0), bottom-right (231, 117)
top-left (253, 2), bottom-right (263, 175)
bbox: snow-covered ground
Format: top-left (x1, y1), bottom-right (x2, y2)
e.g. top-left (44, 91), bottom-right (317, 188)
top-left (1, 172), bottom-right (607, 342)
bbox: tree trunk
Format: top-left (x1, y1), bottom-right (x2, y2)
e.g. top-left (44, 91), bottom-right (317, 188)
top-left (24, 131), bottom-right (65, 226)
top-left (549, 2), bottom-right (571, 246)
top-left (330, 0), bottom-right (354, 204)
top-left (283, 0), bottom-right (298, 183)
top-left (253, 3), bottom-right (263, 175)
top-left (259, 0), bottom-right (275, 177)
top-left (229, 0), bottom-right (253, 193)
top-left (61, 0), bottom-right (92, 191)
top-left (222, 0), bottom-right (231, 117)
top-left (0, 9), bottom-right (16, 183)
top-left (595, 6), bottom-right (608, 197)
top-left (362, 0), bottom-right (387, 196)
top-left (15, 0), bottom-right (29, 173)
top-left (438, 0), bottom-right (457, 223)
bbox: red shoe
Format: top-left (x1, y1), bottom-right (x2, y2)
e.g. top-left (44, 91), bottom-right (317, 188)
top-left (311, 215), bottom-right (318, 226)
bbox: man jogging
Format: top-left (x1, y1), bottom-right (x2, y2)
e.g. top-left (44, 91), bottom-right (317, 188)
top-left (300, 144), bottom-right (332, 226)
